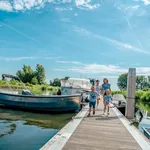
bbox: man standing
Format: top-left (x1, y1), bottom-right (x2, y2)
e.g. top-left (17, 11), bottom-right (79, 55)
top-left (95, 80), bottom-right (101, 107)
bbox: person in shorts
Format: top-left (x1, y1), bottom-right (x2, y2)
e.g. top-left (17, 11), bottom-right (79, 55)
top-left (87, 86), bottom-right (99, 117)
top-left (103, 89), bottom-right (112, 116)
top-left (95, 80), bottom-right (101, 107)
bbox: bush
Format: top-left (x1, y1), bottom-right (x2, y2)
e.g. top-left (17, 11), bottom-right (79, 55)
top-left (143, 88), bottom-right (150, 91)
top-left (48, 87), bottom-right (53, 91)
top-left (113, 90), bottom-right (150, 102)
top-left (41, 86), bottom-right (47, 91)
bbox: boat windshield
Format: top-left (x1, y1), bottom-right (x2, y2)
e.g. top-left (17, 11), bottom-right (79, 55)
top-left (61, 78), bottom-right (91, 89)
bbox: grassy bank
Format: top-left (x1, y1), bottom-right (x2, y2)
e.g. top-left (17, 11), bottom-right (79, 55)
top-left (0, 80), bottom-right (59, 95)
top-left (112, 90), bottom-right (150, 103)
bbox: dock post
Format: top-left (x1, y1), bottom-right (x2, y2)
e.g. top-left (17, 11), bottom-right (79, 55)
top-left (125, 68), bottom-right (136, 119)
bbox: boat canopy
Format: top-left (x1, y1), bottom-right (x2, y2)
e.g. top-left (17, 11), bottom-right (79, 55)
top-left (61, 78), bottom-right (92, 89)
top-left (2, 74), bottom-right (21, 81)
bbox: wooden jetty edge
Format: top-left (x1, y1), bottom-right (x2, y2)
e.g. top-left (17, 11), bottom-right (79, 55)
top-left (40, 101), bottom-right (150, 150)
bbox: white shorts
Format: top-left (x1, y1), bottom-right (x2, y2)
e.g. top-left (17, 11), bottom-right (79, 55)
top-left (97, 95), bottom-right (100, 100)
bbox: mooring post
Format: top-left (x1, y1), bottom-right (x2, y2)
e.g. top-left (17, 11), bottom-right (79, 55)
top-left (125, 68), bottom-right (136, 119)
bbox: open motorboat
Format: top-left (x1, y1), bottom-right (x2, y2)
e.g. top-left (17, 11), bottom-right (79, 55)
top-left (0, 74), bottom-right (81, 112)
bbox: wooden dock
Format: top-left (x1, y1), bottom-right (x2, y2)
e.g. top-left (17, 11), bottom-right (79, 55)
top-left (41, 101), bottom-right (150, 150)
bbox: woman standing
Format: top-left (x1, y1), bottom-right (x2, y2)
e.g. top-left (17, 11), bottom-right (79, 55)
top-left (101, 78), bottom-right (111, 97)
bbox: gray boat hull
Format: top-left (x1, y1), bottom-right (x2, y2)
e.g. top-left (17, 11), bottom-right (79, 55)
top-left (0, 92), bottom-right (81, 112)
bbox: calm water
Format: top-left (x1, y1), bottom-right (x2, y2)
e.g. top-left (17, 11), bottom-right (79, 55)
top-left (0, 107), bottom-right (75, 150)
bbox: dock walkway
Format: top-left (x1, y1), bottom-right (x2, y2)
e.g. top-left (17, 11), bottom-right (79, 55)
top-left (41, 101), bottom-right (150, 150)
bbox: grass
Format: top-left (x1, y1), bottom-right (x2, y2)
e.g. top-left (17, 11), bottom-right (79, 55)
top-left (132, 122), bottom-right (139, 128)
top-left (0, 80), bottom-right (59, 95)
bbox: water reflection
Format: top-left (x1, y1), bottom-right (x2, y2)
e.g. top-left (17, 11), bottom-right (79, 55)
top-left (0, 120), bottom-right (58, 150)
top-left (136, 102), bottom-right (150, 135)
top-left (0, 107), bottom-right (75, 150)
top-left (0, 106), bottom-right (75, 129)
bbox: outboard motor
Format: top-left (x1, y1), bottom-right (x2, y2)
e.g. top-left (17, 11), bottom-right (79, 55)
top-left (22, 90), bottom-right (34, 95)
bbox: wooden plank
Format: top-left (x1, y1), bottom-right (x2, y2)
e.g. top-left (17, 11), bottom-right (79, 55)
top-left (63, 101), bottom-right (142, 150)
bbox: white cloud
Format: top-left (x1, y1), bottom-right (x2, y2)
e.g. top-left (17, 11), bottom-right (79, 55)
top-left (96, 75), bottom-right (119, 79)
top-left (60, 18), bottom-right (72, 23)
top-left (137, 67), bottom-right (150, 75)
top-left (55, 62), bottom-right (150, 76)
top-left (0, 0), bottom-right (45, 12)
top-left (0, 57), bottom-right (37, 61)
top-left (56, 60), bottom-right (82, 65)
top-left (53, 68), bottom-right (66, 71)
top-left (74, 13), bottom-right (78, 16)
top-left (132, 5), bottom-right (139, 9)
top-left (76, 0), bottom-right (100, 10)
top-left (55, 7), bottom-right (68, 11)
top-left (0, 0), bottom-right (101, 12)
top-left (142, 0), bottom-right (150, 5)
top-left (0, 56), bottom-right (61, 61)
top-left (46, 56), bottom-right (62, 59)
top-left (68, 64), bottom-right (127, 74)
top-left (73, 26), bottom-right (150, 54)
top-left (0, 1), bottom-right (13, 12)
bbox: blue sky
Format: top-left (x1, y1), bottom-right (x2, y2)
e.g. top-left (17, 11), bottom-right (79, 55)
top-left (0, 0), bottom-right (150, 90)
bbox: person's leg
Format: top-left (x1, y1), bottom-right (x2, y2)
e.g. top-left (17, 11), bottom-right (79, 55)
top-left (107, 105), bottom-right (110, 115)
top-left (103, 103), bottom-right (106, 114)
top-left (87, 102), bottom-right (92, 116)
top-left (93, 102), bottom-right (96, 115)
top-left (97, 97), bottom-right (100, 107)
top-left (97, 98), bottom-right (99, 106)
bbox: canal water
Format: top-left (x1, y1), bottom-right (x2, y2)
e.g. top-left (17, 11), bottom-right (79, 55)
top-left (0, 107), bottom-right (75, 150)
top-left (136, 102), bottom-right (150, 135)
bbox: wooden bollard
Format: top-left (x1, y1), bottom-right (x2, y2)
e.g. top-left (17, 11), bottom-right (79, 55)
top-left (125, 68), bottom-right (136, 119)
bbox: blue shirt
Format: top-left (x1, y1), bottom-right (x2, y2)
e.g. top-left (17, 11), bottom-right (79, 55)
top-left (89, 91), bottom-right (99, 102)
top-left (102, 83), bottom-right (111, 91)
top-left (104, 95), bottom-right (112, 103)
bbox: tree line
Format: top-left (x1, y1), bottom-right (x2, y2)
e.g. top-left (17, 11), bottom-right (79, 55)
top-left (2, 64), bottom-right (70, 87)
top-left (117, 73), bottom-right (150, 90)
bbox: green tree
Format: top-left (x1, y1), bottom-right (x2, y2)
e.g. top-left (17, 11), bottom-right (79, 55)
top-left (52, 78), bottom-right (61, 87)
top-left (35, 64), bottom-right (46, 84)
top-left (16, 65), bottom-right (34, 83)
top-left (136, 76), bottom-right (147, 90)
top-left (62, 76), bottom-right (70, 80)
top-left (117, 73), bottom-right (128, 90)
top-left (148, 76), bottom-right (150, 82)
top-left (117, 73), bottom-right (150, 90)
top-left (31, 77), bottom-right (38, 85)
top-left (16, 64), bottom-right (46, 84)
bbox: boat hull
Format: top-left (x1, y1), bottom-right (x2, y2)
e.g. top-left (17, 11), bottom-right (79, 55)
top-left (0, 92), bottom-right (81, 112)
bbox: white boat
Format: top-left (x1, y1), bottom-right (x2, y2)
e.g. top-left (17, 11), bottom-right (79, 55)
top-left (61, 78), bottom-right (92, 102)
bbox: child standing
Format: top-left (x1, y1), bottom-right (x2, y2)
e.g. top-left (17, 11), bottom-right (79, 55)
top-left (87, 86), bottom-right (99, 117)
top-left (103, 89), bottom-right (112, 116)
